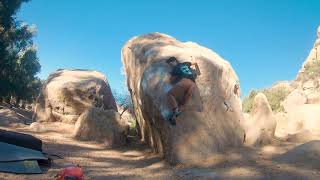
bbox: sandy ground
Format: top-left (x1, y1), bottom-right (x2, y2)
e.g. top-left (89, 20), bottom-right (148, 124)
top-left (0, 105), bottom-right (320, 180)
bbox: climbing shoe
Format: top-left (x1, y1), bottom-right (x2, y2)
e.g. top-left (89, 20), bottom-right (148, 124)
top-left (168, 108), bottom-right (181, 126)
top-left (169, 116), bottom-right (176, 126)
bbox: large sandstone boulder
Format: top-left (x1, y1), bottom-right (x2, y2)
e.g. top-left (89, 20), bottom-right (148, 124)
top-left (122, 33), bottom-right (245, 164)
top-left (33, 69), bottom-right (117, 124)
top-left (73, 108), bottom-right (128, 146)
top-left (243, 93), bottom-right (277, 146)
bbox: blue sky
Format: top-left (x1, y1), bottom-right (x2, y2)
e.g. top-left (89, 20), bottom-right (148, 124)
top-left (18, 0), bottom-right (320, 97)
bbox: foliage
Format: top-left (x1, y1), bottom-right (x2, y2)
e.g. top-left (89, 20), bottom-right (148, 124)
top-left (262, 88), bottom-right (290, 112)
top-left (242, 87), bottom-right (290, 113)
top-left (304, 60), bottom-right (320, 80)
top-left (112, 89), bottom-right (134, 116)
top-left (242, 90), bottom-right (258, 113)
top-left (112, 89), bottom-right (138, 135)
top-left (0, 0), bottom-right (41, 104)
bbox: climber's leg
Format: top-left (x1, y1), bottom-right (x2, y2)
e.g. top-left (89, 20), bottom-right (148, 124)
top-left (167, 83), bottom-right (186, 125)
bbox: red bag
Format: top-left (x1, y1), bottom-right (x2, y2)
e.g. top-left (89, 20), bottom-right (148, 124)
top-left (57, 166), bottom-right (84, 180)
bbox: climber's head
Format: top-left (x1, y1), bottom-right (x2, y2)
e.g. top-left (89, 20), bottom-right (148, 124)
top-left (166, 57), bottom-right (179, 66)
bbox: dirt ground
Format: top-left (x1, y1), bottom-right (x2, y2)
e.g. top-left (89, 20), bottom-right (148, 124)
top-left (0, 105), bottom-right (320, 180)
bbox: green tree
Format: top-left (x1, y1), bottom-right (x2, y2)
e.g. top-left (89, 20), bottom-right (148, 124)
top-left (0, 0), bottom-right (41, 104)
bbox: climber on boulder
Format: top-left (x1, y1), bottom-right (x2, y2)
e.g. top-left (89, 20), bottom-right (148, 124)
top-left (165, 57), bottom-right (201, 125)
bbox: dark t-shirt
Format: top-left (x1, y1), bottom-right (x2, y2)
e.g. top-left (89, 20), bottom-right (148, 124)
top-left (171, 62), bottom-right (196, 81)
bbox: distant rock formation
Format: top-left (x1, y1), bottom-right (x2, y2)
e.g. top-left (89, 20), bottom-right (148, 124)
top-left (248, 26), bottom-right (320, 141)
top-left (278, 26), bottom-right (320, 136)
top-left (33, 69), bottom-right (117, 124)
top-left (122, 33), bottom-right (245, 164)
top-left (242, 26), bottom-right (320, 144)
top-left (296, 25), bottom-right (320, 82)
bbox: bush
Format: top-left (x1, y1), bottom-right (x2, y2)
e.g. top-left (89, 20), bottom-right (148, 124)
top-left (242, 87), bottom-right (290, 113)
top-left (262, 88), bottom-right (290, 112)
top-left (242, 90), bottom-right (258, 113)
top-left (304, 60), bottom-right (320, 80)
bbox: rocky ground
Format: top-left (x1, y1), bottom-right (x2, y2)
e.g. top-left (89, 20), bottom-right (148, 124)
top-left (0, 106), bottom-right (320, 180)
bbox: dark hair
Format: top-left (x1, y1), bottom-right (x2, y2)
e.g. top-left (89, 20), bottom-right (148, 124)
top-left (166, 57), bottom-right (178, 64)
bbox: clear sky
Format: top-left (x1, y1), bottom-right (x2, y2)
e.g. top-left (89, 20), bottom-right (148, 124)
top-left (18, 0), bottom-right (320, 97)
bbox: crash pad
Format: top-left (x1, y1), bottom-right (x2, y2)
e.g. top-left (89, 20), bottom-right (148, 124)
top-left (0, 142), bottom-right (47, 162)
top-left (0, 160), bottom-right (42, 174)
top-left (0, 129), bottom-right (42, 151)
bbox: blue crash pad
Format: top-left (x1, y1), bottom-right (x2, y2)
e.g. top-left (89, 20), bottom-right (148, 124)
top-left (0, 142), bottom-right (47, 162)
top-left (0, 160), bottom-right (42, 174)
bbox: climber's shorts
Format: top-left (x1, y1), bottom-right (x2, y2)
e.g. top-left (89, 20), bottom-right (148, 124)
top-left (167, 78), bottom-right (196, 109)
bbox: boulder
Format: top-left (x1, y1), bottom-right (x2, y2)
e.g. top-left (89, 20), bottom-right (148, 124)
top-left (122, 33), bottom-right (245, 164)
top-left (282, 89), bottom-right (307, 112)
top-left (244, 93), bottom-right (277, 146)
top-left (73, 108), bottom-right (128, 146)
top-left (33, 69), bottom-right (117, 124)
top-left (274, 104), bottom-right (320, 139)
top-left (29, 122), bottom-right (46, 133)
top-left (274, 112), bottom-right (290, 138)
top-left (306, 91), bottom-right (320, 104)
top-left (287, 104), bottom-right (320, 133)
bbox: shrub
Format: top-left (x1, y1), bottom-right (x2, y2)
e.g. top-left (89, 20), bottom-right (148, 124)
top-left (242, 90), bottom-right (258, 113)
top-left (262, 88), bottom-right (290, 112)
top-left (304, 60), bottom-right (320, 80)
top-left (242, 87), bottom-right (290, 113)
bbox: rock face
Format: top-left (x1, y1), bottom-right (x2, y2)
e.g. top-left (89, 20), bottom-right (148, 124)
top-left (244, 93), bottom-right (277, 146)
top-left (122, 33), bottom-right (245, 164)
top-left (73, 108), bottom-right (128, 146)
top-left (282, 89), bottom-right (307, 112)
top-left (287, 104), bottom-right (320, 134)
top-left (33, 69), bottom-right (117, 124)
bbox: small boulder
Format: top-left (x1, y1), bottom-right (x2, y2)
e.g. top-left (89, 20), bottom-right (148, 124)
top-left (29, 122), bottom-right (46, 132)
top-left (244, 93), bottom-right (277, 146)
top-left (73, 108), bottom-right (128, 146)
